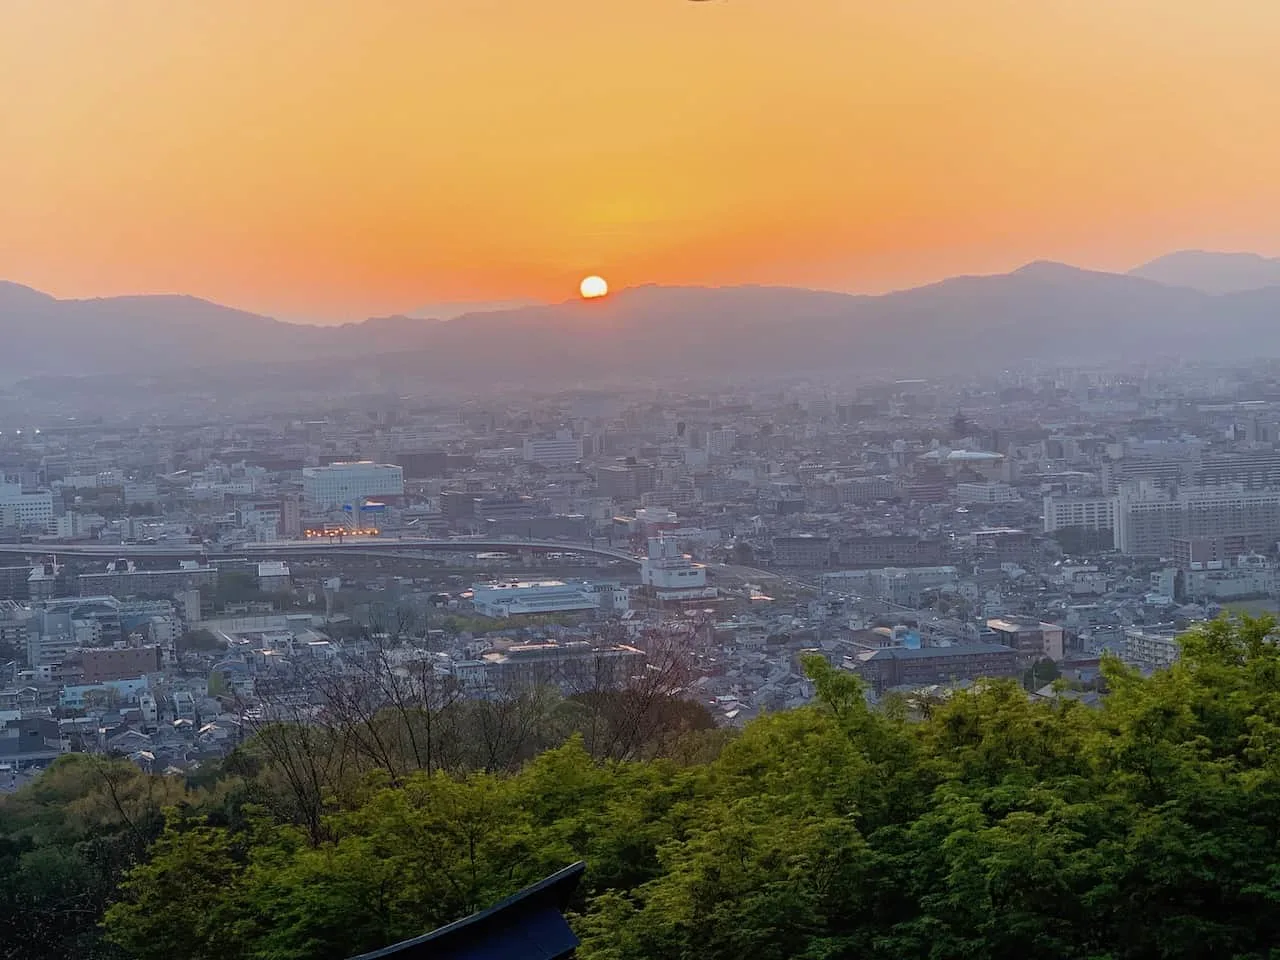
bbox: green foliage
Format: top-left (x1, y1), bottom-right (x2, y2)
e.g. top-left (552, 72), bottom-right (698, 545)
top-left (0, 754), bottom-right (187, 960)
top-left (14, 615), bottom-right (1280, 960)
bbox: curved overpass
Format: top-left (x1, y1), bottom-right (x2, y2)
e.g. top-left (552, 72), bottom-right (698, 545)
top-left (0, 537), bottom-right (642, 567)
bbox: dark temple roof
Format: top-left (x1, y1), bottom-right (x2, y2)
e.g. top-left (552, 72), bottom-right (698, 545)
top-left (347, 861), bottom-right (586, 960)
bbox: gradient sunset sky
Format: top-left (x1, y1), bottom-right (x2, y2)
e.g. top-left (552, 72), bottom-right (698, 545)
top-left (3, 0), bottom-right (1280, 322)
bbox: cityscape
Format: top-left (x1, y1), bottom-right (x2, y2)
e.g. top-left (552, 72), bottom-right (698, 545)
top-left (6, 367), bottom-right (1280, 773)
top-left (8, 1), bottom-right (1280, 958)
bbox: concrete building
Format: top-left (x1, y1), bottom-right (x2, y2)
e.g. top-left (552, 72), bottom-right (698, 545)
top-left (1043, 495), bottom-right (1118, 534)
top-left (639, 537), bottom-right (712, 600)
top-left (848, 642), bottom-right (1020, 695)
top-left (823, 566), bottom-right (959, 605)
top-left (706, 428), bottom-right (738, 458)
top-left (836, 536), bottom-right (945, 568)
top-left (1115, 483), bottom-right (1280, 556)
top-left (0, 484), bottom-right (54, 532)
top-left (974, 528), bottom-right (1037, 566)
top-left (78, 560), bottom-right (217, 598)
top-left (1124, 627), bottom-right (1182, 671)
top-left (0, 600), bottom-right (31, 661)
top-left (773, 535), bottom-right (832, 568)
top-left (596, 462), bottom-right (656, 500)
top-left (522, 433), bottom-right (583, 467)
top-left (986, 617), bottom-right (1066, 661)
top-left (480, 641), bottom-right (644, 692)
top-left (955, 482), bottom-right (1020, 504)
top-left (257, 561), bottom-right (292, 594)
top-left (470, 579), bottom-right (628, 618)
top-left (302, 461), bottom-right (404, 510)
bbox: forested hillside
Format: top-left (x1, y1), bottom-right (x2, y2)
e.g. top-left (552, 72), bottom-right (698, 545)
top-left (5, 617), bottom-right (1280, 959)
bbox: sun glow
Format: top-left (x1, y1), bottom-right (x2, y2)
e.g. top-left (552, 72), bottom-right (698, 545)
top-left (579, 275), bottom-right (609, 299)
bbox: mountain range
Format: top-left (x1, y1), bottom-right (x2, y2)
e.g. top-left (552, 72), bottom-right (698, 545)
top-left (4, 250), bottom-right (1280, 385)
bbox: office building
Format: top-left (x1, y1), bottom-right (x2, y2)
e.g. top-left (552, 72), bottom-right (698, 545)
top-left (302, 461), bottom-right (404, 510)
top-left (0, 483), bottom-right (54, 532)
top-left (596, 462), bottom-right (656, 500)
top-left (835, 476), bottom-right (897, 504)
top-left (522, 433), bottom-right (583, 467)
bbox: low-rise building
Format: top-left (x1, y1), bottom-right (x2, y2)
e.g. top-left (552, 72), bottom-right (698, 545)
top-left (847, 642), bottom-right (1019, 695)
top-left (1124, 627), bottom-right (1182, 671)
top-left (480, 641), bottom-right (644, 692)
top-left (470, 579), bottom-right (628, 618)
top-left (986, 617), bottom-right (1065, 661)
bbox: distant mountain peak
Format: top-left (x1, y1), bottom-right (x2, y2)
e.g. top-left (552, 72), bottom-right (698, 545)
top-left (1013, 259), bottom-right (1079, 275)
top-left (1130, 250), bottom-right (1280, 294)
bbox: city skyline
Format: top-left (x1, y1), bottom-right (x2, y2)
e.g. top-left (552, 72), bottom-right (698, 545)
top-left (5, 0), bottom-right (1280, 321)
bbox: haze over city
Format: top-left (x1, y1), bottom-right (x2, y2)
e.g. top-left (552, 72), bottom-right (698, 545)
top-left (9, 5), bottom-right (1280, 960)
top-left (5, 0), bottom-right (1280, 320)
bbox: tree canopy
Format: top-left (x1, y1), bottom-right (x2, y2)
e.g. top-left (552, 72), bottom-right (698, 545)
top-left (6, 616), bottom-right (1280, 959)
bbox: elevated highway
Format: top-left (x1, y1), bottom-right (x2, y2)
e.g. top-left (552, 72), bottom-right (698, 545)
top-left (0, 537), bottom-right (642, 567)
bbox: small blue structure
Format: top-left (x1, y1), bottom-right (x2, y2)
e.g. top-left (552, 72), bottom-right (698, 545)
top-left (347, 862), bottom-right (585, 960)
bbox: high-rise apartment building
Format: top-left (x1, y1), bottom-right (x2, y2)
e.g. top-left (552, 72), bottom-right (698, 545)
top-left (1115, 483), bottom-right (1280, 556)
top-left (1042, 495), bottom-right (1118, 534)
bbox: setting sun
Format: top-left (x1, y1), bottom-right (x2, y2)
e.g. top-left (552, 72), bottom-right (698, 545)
top-left (580, 276), bottom-right (609, 300)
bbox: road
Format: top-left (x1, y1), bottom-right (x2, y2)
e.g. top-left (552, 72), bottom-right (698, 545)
top-left (0, 536), bottom-right (643, 566)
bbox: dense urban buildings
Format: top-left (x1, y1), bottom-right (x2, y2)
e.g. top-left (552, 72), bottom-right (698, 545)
top-left (7, 363), bottom-right (1280, 786)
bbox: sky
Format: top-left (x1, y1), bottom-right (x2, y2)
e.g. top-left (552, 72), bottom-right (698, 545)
top-left (3, 0), bottom-right (1280, 322)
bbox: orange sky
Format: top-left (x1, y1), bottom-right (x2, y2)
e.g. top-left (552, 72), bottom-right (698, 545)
top-left (3, 0), bottom-right (1280, 321)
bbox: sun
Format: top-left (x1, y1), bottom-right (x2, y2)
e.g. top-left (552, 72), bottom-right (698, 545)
top-left (579, 275), bottom-right (609, 299)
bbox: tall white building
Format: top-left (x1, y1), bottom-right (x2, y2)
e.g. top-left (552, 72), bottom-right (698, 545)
top-left (0, 484), bottom-right (54, 532)
top-left (1115, 483), bottom-right (1280, 556)
top-left (522, 433), bottom-right (583, 467)
top-left (1042, 495), bottom-right (1118, 534)
top-left (640, 537), bottom-right (714, 600)
top-left (301, 462), bottom-right (404, 510)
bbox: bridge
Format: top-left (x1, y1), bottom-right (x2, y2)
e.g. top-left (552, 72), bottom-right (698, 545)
top-left (0, 537), bottom-right (643, 567)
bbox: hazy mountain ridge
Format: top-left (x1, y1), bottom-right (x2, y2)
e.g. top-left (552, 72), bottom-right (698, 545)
top-left (4, 259), bottom-right (1280, 383)
top-left (1129, 250), bottom-right (1280, 294)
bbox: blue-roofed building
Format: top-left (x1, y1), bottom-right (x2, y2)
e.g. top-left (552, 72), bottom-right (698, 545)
top-left (347, 862), bottom-right (585, 960)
